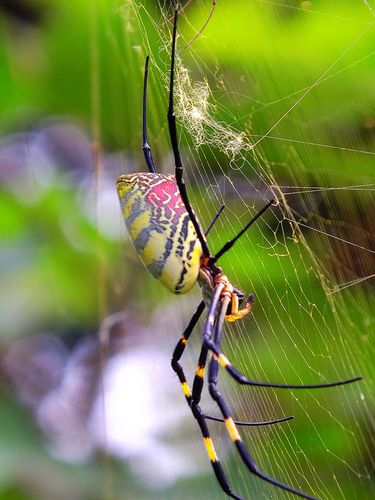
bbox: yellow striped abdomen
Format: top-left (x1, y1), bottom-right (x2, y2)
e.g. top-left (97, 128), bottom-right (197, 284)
top-left (117, 173), bottom-right (202, 294)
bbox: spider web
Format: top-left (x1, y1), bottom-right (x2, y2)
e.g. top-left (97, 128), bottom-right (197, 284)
top-left (100, 1), bottom-right (375, 499)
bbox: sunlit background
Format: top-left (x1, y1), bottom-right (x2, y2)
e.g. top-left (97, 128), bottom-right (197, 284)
top-left (0, 1), bottom-right (374, 499)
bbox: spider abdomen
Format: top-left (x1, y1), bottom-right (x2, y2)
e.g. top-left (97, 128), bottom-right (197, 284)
top-left (117, 173), bottom-right (202, 294)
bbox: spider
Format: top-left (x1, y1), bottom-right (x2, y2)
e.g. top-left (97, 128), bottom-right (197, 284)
top-left (116, 11), bottom-right (361, 500)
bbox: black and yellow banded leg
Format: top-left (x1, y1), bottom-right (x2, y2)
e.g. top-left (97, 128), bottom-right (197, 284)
top-left (191, 344), bottom-right (209, 406)
top-left (201, 288), bottom-right (361, 390)
top-left (169, 302), bottom-right (247, 499)
top-left (207, 297), bottom-right (318, 500)
top-left (191, 404), bottom-right (242, 500)
top-left (189, 209), bottom-right (230, 404)
top-left (171, 300), bottom-right (206, 405)
top-left (191, 321), bottom-right (295, 429)
top-left (207, 364), bottom-right (318, 500)
top-left (171, 299), bottom-right (293, 421)
top-left (204, 336), bottom-right (361, 390)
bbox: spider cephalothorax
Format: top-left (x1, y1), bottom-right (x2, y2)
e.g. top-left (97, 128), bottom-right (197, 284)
top-left (117, 10), bottom-right (361, 500)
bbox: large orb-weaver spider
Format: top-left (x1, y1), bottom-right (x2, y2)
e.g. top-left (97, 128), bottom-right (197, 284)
top-left (116, 11), bottom-right (361, 500)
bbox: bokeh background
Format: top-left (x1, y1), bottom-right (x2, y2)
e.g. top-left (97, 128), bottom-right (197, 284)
top-left (0, 1), bottom-right (374, 499)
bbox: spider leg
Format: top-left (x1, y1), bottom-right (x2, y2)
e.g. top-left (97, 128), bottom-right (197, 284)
top-left (213, 199), bottom-right (274, 263)
top-left (191, 323), bottom-right (295, 427)
top-left (167, 10), bottom-right (210, 258)
top-left (202, 284), bottom-right (361, 389)
top-left (207, 295), bottom-right (318, 500)
top-left (191, 343), bottom-right (209, 405)
top-left (205, 338), bottom-right (362, 390)
top-left (171, 300), bottom-right (289, 426)
top-left (205, 204), bottom-right (225, 236)
top-left (204, 413), bottom-right (293, 426)
top-left (192, 283), bottom-right (226, 406)
top-left (169, 303), bottom-right (259, 500)
top-left (171, 300), bottom-right (206, 406)
top-left (142, 56), bottom-right (157, 173)
top-left (191, 404), bottom-right (242, 500)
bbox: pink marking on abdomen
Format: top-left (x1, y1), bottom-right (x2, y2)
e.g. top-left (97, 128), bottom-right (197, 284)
top-left (146, 178), bottom-right (186, 221)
